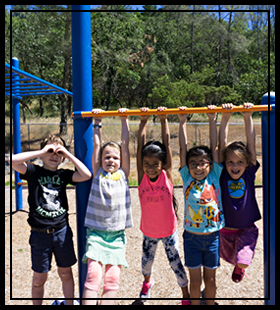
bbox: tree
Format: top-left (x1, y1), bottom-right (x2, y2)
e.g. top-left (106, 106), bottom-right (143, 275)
top-left (6, 5), bottom-right (275, 119)
top-left (7, 5), bottom-right (72, 126)
top-left (91, 11), bottom-right (144, 110)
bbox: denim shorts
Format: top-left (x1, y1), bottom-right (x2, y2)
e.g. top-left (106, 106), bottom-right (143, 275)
top-left (183, 230), bottom-right (220, 270)
top-left (29, 225), bottom-right (77, 273)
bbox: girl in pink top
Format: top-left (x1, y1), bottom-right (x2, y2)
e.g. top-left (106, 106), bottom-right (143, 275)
top-left (137, 107), bottom-right (190, 305)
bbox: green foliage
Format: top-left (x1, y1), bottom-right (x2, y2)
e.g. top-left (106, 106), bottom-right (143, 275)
top-left (5, 5), bottom-right (275, 119)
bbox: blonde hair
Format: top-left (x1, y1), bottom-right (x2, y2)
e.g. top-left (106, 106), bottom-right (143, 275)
top-left (101, 141), bottom-right (121, 155)
top-left (223, 141), bottom-right (251, 165)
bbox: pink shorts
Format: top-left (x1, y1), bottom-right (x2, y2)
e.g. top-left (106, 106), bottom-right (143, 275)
top-left (220, 224), bottom-right (258, 266)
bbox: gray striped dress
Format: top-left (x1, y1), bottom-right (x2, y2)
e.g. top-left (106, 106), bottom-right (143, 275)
top-left (84, 167), bottom-right (133, 231)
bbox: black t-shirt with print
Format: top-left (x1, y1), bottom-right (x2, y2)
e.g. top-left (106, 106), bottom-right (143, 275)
top-left (20, 164), bottom-right (77, 230)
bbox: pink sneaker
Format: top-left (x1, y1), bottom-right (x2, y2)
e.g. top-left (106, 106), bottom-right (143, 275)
top-left (181, 300), bottom-right (192, 305)
top-left (139, 278), bottom-right (155, 301)
top-left (232, 265), bottom-right (246, 283)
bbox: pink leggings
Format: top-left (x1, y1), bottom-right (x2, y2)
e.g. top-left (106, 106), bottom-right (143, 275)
top-left (84, 259), bottom-right (121, 292)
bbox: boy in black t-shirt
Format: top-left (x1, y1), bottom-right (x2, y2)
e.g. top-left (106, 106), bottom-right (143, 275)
top-left (12, 134), bottom-right (92, 305)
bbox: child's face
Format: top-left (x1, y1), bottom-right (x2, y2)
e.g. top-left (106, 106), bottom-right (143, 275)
top-left (102, 146), bottom-right (121, 173)
top-left (143, 155), bottom-right (163, 182)
top-left (225, 151), bottom-right (248, 180)
top-left (188, 155), bottom-right (212, 181)
top-left (41, 142), bottom-right (63, 171)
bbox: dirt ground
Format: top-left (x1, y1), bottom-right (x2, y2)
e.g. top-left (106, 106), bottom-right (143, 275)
top-left (5, 117), bottom-right (265, 305)
top-left (5, 186), bottom-right (264, 305)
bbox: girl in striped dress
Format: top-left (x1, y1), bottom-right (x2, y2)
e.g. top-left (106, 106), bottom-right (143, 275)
top-left (82, 109), bottom-right (133, 305)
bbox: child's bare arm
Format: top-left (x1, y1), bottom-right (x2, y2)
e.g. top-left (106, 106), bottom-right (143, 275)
top-left (242, 103), bottom-right (257, 166)
top-left (178, 107), bottom-right (188, 169)
top-left (55, 144), bottom-right (92, 182)
top-left (92, 109), bottom-right (103, 177)
top-left (119, 109), bottom-right (130, 178)
top-left (206, 105), bottom-right (218, 163)
top-left (137, 108), bottom-right (149, 185)
top-left (219, 103), bottom-right (234, 163)
top-left (11, 144), bottom-right (54, 175)
top-left (157, 107), bottom-right (173, 182)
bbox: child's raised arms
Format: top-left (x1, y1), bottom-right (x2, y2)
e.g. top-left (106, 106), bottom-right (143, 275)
top-left (119, 108), bottom-right (130, 178)
top-left (219, 103), bottom-right (256, 165)
top-left (137, 107), bottom-right (173, 184)
top-left (92, 108), bottom-right (103, 177)
top-left (178, 106), bottom-right (188, 169)
top-left (178, 105), bottom-right (218, 168)
top-left (157, 106), bottom-right (173, 183)
top-left (241, 103), bottom-right (257, 166)
top-left (218, 103), bottom-right (234, 163)
top-left (137, 107), bottom-right (149, 185)
top-left (206, 105), bottom-right (219, 164)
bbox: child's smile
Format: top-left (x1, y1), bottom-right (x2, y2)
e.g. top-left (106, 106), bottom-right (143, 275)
top-left (102, 146), bottom-right (121, 173)
top-left (225, 151), bottom-right (248, 180)
top-left (143, 155), bottom-right (163, 182)
top-left (188, 155), bottom-right (212, 181)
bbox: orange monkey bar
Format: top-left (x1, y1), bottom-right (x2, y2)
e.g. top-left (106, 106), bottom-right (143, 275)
top-left (72, 105), bottom-right (271, 119)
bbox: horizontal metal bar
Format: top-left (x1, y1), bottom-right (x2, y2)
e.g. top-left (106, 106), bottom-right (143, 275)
top-left (5, 92), bottom-right (23, 100)
top-left (21, 82), bottom-right (41, 86)
top-left (6, 86), bottom-right (50, 91)
top-left (19, 91), bottom-right (64, 96)
top-left (5, 122), bottom-right (261, 126)
top-left (6, 90), bottom-right (63, 96)
top-left (11, 82), bottom-right (41, 87)
top-left (16, 88), bottom-right (58, 94)
top-left (6, 78), bottom-right (31, 82)
top-left (5, 63), bottom-right (73, 96)
top-left (72, 105), bottom-right (272, 119)
top-left (7, 84), bottom-right (47, 88)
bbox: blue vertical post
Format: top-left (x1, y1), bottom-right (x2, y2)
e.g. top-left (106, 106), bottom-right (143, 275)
top-left (261, 92), bottom-right (275, 305)
top-left (12, 57), bottom-right (23, 211)
top-left (71, 5), bottom-right (93, 299)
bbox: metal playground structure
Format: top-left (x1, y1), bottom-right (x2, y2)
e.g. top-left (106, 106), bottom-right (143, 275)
top-left (6, 5), bottom-right (275, 304)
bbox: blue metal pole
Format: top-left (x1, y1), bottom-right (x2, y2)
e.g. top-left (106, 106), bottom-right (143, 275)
top-left (12, 57), bottom-right (23, 211)
top-left (71, 5), bottom-right (93, 299)
top-left (261, 92), bottom-right (275, 305)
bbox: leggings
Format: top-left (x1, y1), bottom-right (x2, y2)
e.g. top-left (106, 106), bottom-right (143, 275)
top-left (142, 230), bottom-right (188, 287)
top-left (84, 259), bottom-right (121, 292)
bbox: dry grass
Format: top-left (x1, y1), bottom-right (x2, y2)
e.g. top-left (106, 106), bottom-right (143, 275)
top-left (5, 186), bottom-right (264, 305)
top-left (6, 121), bottom-right (263, 186)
